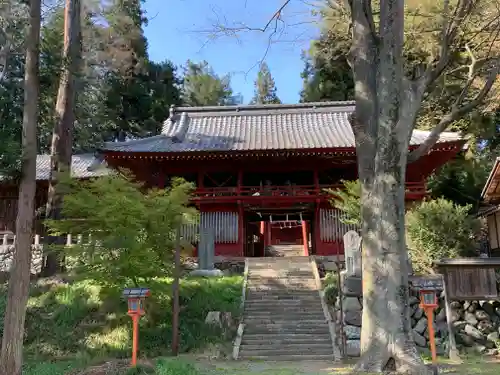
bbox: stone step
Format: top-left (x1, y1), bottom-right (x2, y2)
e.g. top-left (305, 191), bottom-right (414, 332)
top-left (241, 342), bottom-right (333, 351)
top-left (244, 309), bottom-right (324, 315)
top-left (245, 302), bottom-right (322, 306)
top-left (243, 307), bottom-right (324, 314)
top-left (239, 352), bottom-right (334, 360)
top-left (246, 291), bottom-right (319, 296)
top-left (245, 296), bottom-right (321, 302)
top-left (245, 296), bottom-right (320, 301)
top-left (238, 354), bottom-right (335, 361)
top-left (244, 317), bottom-right (326, 327)
top-left (247, 289), bottom-right (318, 294)
top-left (242, 333), bottom-right (331, 342)
top-left (247, 275), bottom-right (314, 279)
top-left (246, 288), bottom-right (317, 293)
top-left (246, 284), bottom-right (317, 289)
top-left (241, 338), bottom-right (331, 345)
top-left (243, 311), bottom-right (325, 318)
top-left (247, 281), bottom-right (316, 284)
top-left (247, 270), bottom-right (314, 280)
top-left (244, 325), bottom-right (329, 334)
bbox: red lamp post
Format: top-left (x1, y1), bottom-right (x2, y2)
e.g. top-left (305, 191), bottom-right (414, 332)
top-left (410, 276), bottom-right (443, 375)
top-left (123, 288), bottom-right (151, 367)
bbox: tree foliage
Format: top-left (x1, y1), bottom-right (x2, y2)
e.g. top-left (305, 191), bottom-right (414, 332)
top-left (301, 1), bottom-right (500, 210)
top-left (45, 174), bottom-right (198, 287)
top-left (406, 198), bottom-right (481, 274)
top-left (328, 180), bottom-right (361, 226)
top-left (0, 0), bottom-right (183, 175)
top-left (331, 180), bottom-right (481, 275)
top-left (251, 62), bottom-right (281, 104)
top-left (181, 60), bottom-right (233, 106)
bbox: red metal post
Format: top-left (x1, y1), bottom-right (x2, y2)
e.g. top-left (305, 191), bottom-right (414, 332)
top-left (301, 220), bottom-right (308, 256)
top-left (131, 314), bottom-right (139, 367)
top-left (426, 307), bottom-right (438, 375)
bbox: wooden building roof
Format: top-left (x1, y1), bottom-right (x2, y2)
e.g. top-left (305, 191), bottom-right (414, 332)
top-left (482, 157), bottom-right (500, 203)
top-left (100, 101), bottom-right (463, 154)
top-left (0, 154), bottom-right (110, 182)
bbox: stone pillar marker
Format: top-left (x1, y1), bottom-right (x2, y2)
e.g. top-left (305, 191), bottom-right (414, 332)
top-left (343, 230), bottom-right (362, 277)
top-left (191, 214), bottom-right (222, 277)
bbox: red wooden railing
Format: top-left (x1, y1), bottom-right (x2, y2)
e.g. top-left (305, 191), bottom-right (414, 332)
top-left (193, 182), bottom-right (427, 200)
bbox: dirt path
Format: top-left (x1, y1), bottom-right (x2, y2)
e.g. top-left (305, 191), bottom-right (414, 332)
top-left (194, 357), bottom-right (500, 375)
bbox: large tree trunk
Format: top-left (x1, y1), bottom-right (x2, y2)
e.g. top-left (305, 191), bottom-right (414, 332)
top-left (43, 0), bottom-right (81, 276)
top-left (354, 144), bottom-right (427, 374)
top-left (0, 1), bottom-right (41, 374)
top-left (349, 1), bottom-right (429, 373)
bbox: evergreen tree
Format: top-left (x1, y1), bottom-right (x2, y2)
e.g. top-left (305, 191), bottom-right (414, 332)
top-left (251, 62), bottom-right (281, 104)
top-left (181, 60), bottom-right (233, 106)
top-left (102, 0), bottom-right (181, 141)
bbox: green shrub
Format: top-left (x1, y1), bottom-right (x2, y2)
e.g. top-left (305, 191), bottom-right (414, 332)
top-left (45, 174), bottom-right (198, 288)
top-left (323, 271), bottom-right (339, 305)
top-left (406, 198), bottom-right (480, 274)
top-left (324, 284), bottom-right (338, 305)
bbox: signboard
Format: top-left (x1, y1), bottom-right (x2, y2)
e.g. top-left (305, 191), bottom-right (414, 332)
top-left (409, 276), bottom-right (444, 291)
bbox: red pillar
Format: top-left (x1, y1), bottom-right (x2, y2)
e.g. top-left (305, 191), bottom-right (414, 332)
top-left (301, 220), bottom-right (309, 256)
top-left (197, 170), bottom-right (204, 189)
top-left (264, 222), bottom-right (271, 247)
top-left (313, 169), bottom-right (319, 193)
top-left (237, 170), bottom-right (243, 194)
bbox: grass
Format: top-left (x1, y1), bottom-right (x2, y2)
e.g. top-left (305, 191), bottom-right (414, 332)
top-left (18, 354), bottom-right (500, 375)
top-left (0, 275), bottom-right (243, 363)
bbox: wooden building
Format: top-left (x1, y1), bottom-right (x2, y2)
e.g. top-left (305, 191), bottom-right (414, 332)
top-left (0, 154), bottom-right (109, 233)
top-left (95, 101), bottom-right (464, 258)
top-left (480, 157), bottom-right (500, 256)
top-left (0, 102), bottom-right (464, 257)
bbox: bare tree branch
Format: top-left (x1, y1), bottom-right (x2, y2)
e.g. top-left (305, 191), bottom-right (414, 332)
top-left (408, 57), bottom-right (500, 162)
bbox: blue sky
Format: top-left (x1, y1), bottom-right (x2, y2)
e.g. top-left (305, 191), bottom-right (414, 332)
top-left (143, 0), bottom-right (321, 104)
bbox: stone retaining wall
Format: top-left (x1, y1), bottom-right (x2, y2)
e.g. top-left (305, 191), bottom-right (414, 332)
top-left (335, 272), bottom-right (500, 357)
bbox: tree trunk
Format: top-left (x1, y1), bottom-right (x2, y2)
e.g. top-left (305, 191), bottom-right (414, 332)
top-left (0, 1), bottom-right (41, 374)
top-left (43, 0), bottom-right (82, 276)
top-left (354, 142), bottom-right (428, 374)
top-left (349, 1), bottom-right (430, 373)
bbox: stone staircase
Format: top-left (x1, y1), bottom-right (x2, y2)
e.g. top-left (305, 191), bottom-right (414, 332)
top-left (238, 257), bottom-right (335, 361)
top-left (265, 244), bottom-right (305, 257)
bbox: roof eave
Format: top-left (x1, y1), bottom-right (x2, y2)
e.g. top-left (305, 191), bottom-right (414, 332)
top-left (481, 157), bottom-right (500, 199)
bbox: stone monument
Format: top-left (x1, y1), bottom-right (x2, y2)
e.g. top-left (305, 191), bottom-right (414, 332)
top-left (343, 230), bottom-right (362, 277)
top-left (190, 220), bottom-right (222, 277)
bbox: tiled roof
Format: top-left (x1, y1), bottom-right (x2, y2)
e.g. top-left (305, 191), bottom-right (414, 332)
top-left (101, 101), bottom-right (463, 153)
top-left (35, 154), bottom-right (110, 180)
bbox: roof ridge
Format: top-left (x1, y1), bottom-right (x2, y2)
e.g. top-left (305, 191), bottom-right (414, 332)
top-left (174, 101), bottom-right (355, 114)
